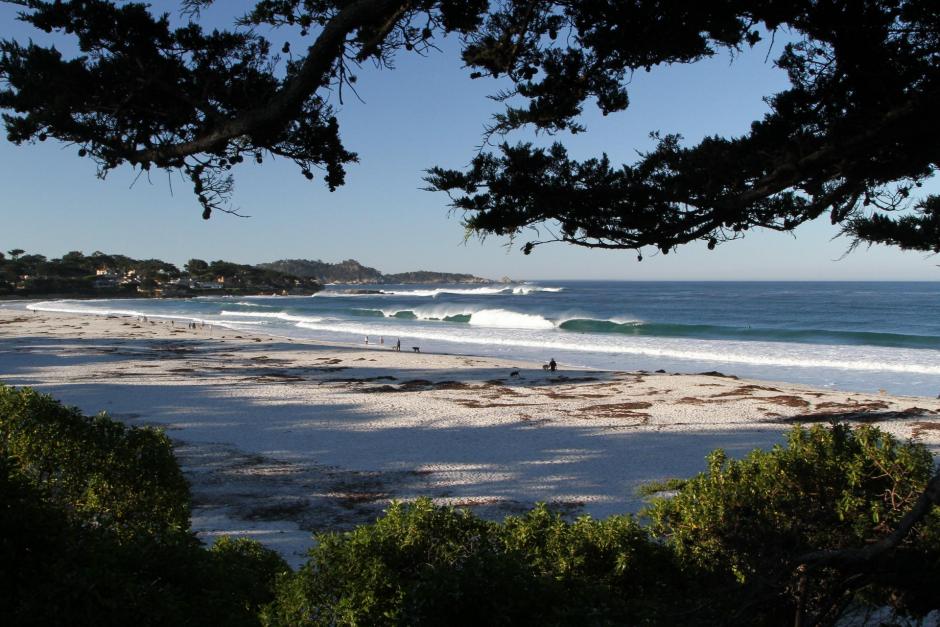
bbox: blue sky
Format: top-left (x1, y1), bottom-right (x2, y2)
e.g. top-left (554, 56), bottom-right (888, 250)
top-left (1, 4), bottom-right (937, 281)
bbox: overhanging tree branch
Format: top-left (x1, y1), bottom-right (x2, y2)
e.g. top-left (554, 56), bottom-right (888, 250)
top-left (130, 0), bottom-right (408, 166)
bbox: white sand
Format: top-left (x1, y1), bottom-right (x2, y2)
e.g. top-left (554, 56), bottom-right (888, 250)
top-left (2, 307), bottom-right (938, 568)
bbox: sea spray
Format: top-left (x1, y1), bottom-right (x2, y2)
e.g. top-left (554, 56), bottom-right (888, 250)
top-left (466, 309), bottom-right (556, 330)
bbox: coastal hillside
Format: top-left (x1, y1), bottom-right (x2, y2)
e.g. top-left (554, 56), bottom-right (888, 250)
top-left (0, 250), bottom-right (321, 298)
top-left (258, 258), bottom-right (490, 284)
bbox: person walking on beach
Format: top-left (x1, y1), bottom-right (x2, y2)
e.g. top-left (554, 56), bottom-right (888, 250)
top-left (549, 358), bottom-right (557, 372)
top-left (395, 338), bottom-right (401, 352)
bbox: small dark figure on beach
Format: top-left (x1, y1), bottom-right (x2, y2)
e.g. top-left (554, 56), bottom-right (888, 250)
top-left (395, 339), bottom-right (401, 352)
top-left (412, 346), bottom-right (420, 353)
top-left (549, 358), bottom-right (557, 372)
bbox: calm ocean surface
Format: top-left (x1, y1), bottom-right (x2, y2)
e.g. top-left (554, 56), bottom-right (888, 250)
top-left (25, 281), bottom-right (940, 396)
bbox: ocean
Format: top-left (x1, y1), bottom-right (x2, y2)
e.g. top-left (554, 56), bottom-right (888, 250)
top-left (23, 281), bottom-right (940, 397)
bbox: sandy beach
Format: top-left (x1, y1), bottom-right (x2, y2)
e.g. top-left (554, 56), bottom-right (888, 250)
top-left (2, 306), bottom-right (938, 567)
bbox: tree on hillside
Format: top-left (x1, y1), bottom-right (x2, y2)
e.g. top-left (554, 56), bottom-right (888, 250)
top-left (7, 249), bottom-right (24, 261)
top-left (184, 258), bottom-right (210, 277)
top-left (0, 1), bottom-right (937, 254)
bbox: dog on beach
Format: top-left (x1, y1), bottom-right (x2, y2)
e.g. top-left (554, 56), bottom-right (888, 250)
top-left (510, 370), bottom-right (520, 378)
top-left (412, 346), bottom-right (420, 353)
top-left (542, 364), bottom-right (550, 370)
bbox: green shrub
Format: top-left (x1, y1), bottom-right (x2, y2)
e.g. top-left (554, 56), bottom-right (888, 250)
top-left (497, 504), bottom-right (685, 624)
top-left (5, 383), bottom-right (936, 626)
top-left (0, 384), bottom-right (190, 536)
top-left (0, 385), bottom-right (289, 626)
top-left (263, 499), bottom-right (682, 626)
top-left (211, 536), bottom-right (292, 618)
top-left (644, 424), bottom-right (940, 622)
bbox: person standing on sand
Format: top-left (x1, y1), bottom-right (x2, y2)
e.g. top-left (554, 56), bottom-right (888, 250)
top-left (549, 358), bottom-right (557, 372)
top-left (395, 338), bottom-right (401, 352)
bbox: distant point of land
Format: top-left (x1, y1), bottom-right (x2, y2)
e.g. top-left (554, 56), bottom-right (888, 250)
top-left (257, 258), bottom-right (491, 285)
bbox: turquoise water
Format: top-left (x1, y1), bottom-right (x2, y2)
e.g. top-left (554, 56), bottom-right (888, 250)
top-left (24, 281), bottom-right (940, 396)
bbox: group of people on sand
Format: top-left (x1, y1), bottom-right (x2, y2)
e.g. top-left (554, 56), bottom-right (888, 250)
top-left (365, 335), bottom-right (402, 352)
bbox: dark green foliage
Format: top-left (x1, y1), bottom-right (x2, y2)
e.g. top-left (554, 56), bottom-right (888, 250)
top-left (0, 248), bottom-right (321, 296)
top-left (2, 383), bottom-right (937, 625)
top-left (258, 257), bottom-right (488, 284)
top-left (3, 1), bottom-right (937, 252)
top-left (634, 477), bottom-right (687, 498)
top-left (644, 424), bottom-right (940, 623)
top-left (849, 195), bottom-right (940, 252)
top-left (431, 0), bottom-right (940, 255)
top-left (0, 384), bottom-right (190, 537)
top-left (265, 425), bottom-right (939, 626)
top-left (495, 505), bottom-right (687, 624)
top-left (263, 499), bottom-right (683, 626)
top-left (0, 385), bottom-right (289, 627)
top-left (193, 259), bottom-right (322, 292)
top-left (211, 536), bottom-right (292, 618)
top-left (1, 468), bottom-right (288, 627)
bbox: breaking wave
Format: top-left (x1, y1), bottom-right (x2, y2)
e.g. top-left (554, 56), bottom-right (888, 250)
top-left (25, 296), bottom-right (940, 383)
top-left (219, 310), bottom-right (324, 324)
top-left (557, 319), bottom-right (940, 350)
top-left (287, 318), bottom-right (940, 376)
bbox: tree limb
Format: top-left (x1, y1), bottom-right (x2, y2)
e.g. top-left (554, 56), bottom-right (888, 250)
top-left (130, 0), bottom-right (407, 165)
top-left (797, 469), bottom-right (940, 569)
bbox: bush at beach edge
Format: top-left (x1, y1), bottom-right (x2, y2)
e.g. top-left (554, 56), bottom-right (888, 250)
top-left (2, 383), bottom-right (937, 626)
top-left (0, 384), bottom-right (288, 626)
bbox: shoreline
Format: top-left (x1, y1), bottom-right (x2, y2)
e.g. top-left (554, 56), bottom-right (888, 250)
top-left (11, 292), bottom-right (940, 399)
top-left (2, 308), bottom-right (938, 568)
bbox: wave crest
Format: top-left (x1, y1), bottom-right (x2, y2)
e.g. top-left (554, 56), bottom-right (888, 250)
top-left (219, 310), bottom-right (323, 324)
top-left (467, 309), bottom-right (555, 330)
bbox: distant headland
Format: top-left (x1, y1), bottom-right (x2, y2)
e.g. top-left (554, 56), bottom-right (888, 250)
top-left (256, 258), bottom-right (491, 285)
top-left (0, 250), bottom-right (491, 299)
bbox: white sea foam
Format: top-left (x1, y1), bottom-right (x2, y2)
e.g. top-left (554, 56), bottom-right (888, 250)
top-left (511, 285), bottom-right (564, 294)
top-left (291, 316), bottom-right (940, 376)
top-left (27, 301), bottom-right (216, 326)
top-left (311, 291), bottom-right (375, 297)
top-left (550, 312), bottom-right (644, 327)
top-left (330, 285), bottom-right (566, 297)
top-left (608, 316), bottom-right (644, 326)
top-left (467, 309), bottom-right (556, 330)
top-left (219, 310), bottom-right (323, 324)
top-left (29, 297), bottom-right (940, 389)
top-left (405, 304), bottom-right (479, 320)
top-left (379, 287), bottom-right (509, 297)
top-left (385, 305), bottom-right (562, 328)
